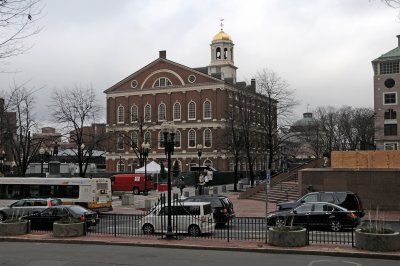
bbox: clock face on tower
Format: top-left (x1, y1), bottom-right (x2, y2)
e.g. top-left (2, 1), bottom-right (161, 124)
top-left (384, 78), bottom-right (395, 88)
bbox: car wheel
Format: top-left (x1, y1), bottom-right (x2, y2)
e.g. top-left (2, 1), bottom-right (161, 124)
top-left (142, 223), bottom-right (154, 234)
top-left (188, 225), bottom-right (201, 237)
top-left (275, 219), bottom-right (285, 227)
top-left (331, 220), bottom-right (342, 232)
top-left (132, 187), bottom-right (140, 195)
top-left (0, 212), bottom-right (6, 221)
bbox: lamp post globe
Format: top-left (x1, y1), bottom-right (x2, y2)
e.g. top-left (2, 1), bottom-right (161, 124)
top-left (141, 142), bottom-right (150, 196)
top-left (160, 121), bottom-right (177, 239)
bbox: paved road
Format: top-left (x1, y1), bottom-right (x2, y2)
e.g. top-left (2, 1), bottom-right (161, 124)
top-left (0, 242), bottom-right (398, 266)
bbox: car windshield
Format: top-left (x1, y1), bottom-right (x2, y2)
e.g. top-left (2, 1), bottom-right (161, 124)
top-left (67, 205), bottom-right (89, 213)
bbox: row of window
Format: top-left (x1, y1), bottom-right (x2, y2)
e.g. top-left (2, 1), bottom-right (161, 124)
top-left (116, 129), bottom-right (213, 150)
top-left (117, 100), bottom-right (212, 123)
top-left (380, 61), bottom-right (400, 75)
top-left (116, 159), bottom-right (213, 173)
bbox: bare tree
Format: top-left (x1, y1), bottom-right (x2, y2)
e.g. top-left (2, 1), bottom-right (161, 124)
top-left (50, 86), bottom-right (104, 177)
top-left (254, 68), bottom-right (299, 170)
top-left (1, 83), bottom-right (43, 176)
top-left (0, 0), bottom-right (42, 60)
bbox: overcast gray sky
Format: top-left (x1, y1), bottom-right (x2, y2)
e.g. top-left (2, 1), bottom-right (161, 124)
top-left (0, 0), bottom-right (399, 126)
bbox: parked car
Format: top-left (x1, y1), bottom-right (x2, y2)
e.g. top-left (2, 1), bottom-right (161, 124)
top-left (268, 202), bottom-right (361, 231)
top-left (0, 198), bottom-right (62, 221)
top-left (182, 195), bottom-right (235, 226)
top-left (140, 202), bottom-right (215, 236)
top-left (277, 191), bottom-right (364, 217)
top-left (21, 205), bottom-right (99, 230)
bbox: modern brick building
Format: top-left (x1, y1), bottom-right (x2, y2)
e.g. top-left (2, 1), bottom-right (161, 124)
top-left (104, 28), bottom-right (273, 172)
top-left (372, 35), bottom-right (400, 150)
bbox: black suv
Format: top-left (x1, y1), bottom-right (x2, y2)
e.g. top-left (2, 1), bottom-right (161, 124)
top-left (277, 191), bottom-right (364, 217)
top-left (182, 195), bottom-right (235, 226)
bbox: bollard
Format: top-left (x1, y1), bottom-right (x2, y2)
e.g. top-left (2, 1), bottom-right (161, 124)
top-left (195, 187), bottom-right (199, 196)
top-left (121, 194), bottom-right (134, 205)
top-left (238, 183), bottom-right (243, 190)
top-left (221, 185), bottom-right (226, 193)
top-left (204, 187), bottom-right (209, 195)
top-left (184, 191), bottom-right (190, 197)
top-left (144, 199), bottom-right (152, 211)
top-left (213, 186), bottom-right (218, 195)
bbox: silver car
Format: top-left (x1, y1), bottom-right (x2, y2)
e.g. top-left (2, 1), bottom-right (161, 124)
top-left (0, 198), bottom-right (62, 221)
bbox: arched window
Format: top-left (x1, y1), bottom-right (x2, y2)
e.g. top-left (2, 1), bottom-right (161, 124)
top-left (117, 105), bottom-right (124, 123)
top-left (175, 130), bottom-right (181, 148)
top-left (131, 131), bottom-right (138, 148)
top-left (203, 100), bottom-right (211, 119)
top-left (153, 77), bottom-right (172, 87)
top-left (173, 102), bottom-right (181, 120)
top-left (117, 134), bottom-right (124, 150)
top-left (117, 160), bottom-right (125, 173)
top-left (131, 105), bottom-right (138, 122)
top-left (216, 47), bottom-right (221, 59)
top-left (158, 103), bottom-right (166, 121)
top-left (385, 109), bottom-right (397, 120)
top-left (188, 101), bottom-right (196, 120)
top-left (144, 104), bottom-right (151, 122)
top-left (188, 129), bottom-right (196, 148)
top-left (224, 48), bottom-right (228, 59)
top-left (144, 131), bottom-right (151, 145)
top-left (204, 129), bottom-right (212, 148)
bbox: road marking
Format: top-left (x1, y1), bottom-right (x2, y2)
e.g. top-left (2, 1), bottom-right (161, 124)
top-left (309, 259), bottom-right (361, 266)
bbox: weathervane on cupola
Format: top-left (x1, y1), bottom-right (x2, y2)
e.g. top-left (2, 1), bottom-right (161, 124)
top-left (220, 18), bottom-right (224, 32)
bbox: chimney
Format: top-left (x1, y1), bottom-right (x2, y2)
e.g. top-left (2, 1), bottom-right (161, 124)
top-left (159, 50), bottom-right (166, 59)
top-left (397, 35), bottom-right (400, 47)
top-left (251, 79), bottom-right (256, 91)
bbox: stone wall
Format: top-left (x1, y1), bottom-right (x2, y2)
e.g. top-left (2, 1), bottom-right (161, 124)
top-left (298, 168), bottom-right (400, 210)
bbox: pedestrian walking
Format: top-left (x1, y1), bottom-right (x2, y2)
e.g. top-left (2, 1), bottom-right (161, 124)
top-left (177, 176), bottom-right (185, 196)
top-left (323, 151), bottom-right (330, 167)
top-left (204, 174), bottom-right (209, 187)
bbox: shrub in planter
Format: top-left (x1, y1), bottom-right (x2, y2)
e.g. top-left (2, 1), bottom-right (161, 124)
top-left (268, 226), bottom-right (307, 247)
top-left (53, 217), bottom-right (85, 237)
top-left (0, 220), bottom-right (29, 235)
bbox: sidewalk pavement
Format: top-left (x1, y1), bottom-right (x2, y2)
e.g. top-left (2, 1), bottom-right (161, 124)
top-left (1, 184), bottom-right (399, 260)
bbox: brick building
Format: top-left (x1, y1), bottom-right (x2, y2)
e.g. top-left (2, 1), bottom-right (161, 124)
top-left (372, 35), bottom-right (400, 150)
top-left (104, 28), bottom-right (273, 172)
top-left (0, 98), bottom-right (16, 173)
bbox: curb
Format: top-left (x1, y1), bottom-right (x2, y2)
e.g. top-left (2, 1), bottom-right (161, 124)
top-left (1, 236), bottom-right (399, 260)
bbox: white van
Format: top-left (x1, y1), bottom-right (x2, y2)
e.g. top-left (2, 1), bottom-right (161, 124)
top-left (141, 202), bottom-right (215, 236)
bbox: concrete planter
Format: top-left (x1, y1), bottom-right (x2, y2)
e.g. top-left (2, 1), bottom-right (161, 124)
top-left (355, 229), bottom-right (400, 251)
top-left (0, 220), bottom-right (29, 236)
top-left (268, 227), bottom-right (307, 247)
top-left (53, 222), bottom-right (85, 237)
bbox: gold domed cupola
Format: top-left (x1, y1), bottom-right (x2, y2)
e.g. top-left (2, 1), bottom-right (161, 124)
top-left (213, 30), bottom-right (231, 41)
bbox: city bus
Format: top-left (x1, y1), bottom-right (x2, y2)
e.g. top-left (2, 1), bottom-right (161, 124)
top-left (0, 177), bottom-right (112, 212)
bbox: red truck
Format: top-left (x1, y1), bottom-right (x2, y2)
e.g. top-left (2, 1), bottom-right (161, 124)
top-left (110, 174), bottom-right (153, 195)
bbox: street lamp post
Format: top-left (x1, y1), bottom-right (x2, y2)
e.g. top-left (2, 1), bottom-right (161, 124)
top-left (0, 150), bottom-right (5, 175)
top-left (141, 142), bottom-right (150, 196)
top-left (161, 121), bottom-right (177, 239)
top-left (197, 144), bottom-right (203, 177)
top-left (39, 147), bottom-right (45, 177)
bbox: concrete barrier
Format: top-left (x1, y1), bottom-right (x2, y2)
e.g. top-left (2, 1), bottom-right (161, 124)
top-left (213, 187), bottom-right (218, 195)
top-left (238, 183), bottom-right (243, 190)
top-left (121, 194), bottom-right (134, 206)
top-left (144, 200), bottom-right (152, 211)
top-left (221, 185), bottom-right (226, 193)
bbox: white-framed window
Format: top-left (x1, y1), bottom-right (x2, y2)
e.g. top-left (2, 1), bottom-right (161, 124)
top-left (203, 100), bottom-right (212, 119)
top-left (144, 104), bottom-right (151, 122)
top-left (144, 131), bottom-right (151, 145)
top-left (153, 77), bottom-right (173, 87)
top-left (384, 142), bottom-right (398, 150)
top-left (204, 129), bottom-right (212, 148)
top-left (158, 103), bottom-right (166, 121)
top-left (384, 124), bottom-right (398, 136)
top-left (188, 101), bottom-right (196, 120)
top-left (175, 130), bottom-right (181, 148)
top-left (159, 131), bottom-right (165, 148)
top-left (384, 92), bottom-right (397, 105)
top-left (131, 105), bottom-right (138, 122)
top-left (117, 105), bottom-right (124, 124)
top-left (188, 129), bottom-right (196, 148)
top-left (131, 131), bottom-right (138, 148)
top-left (173, 102), bottom-right (181, 120)
top-left (117, 134), bottom-right (124, 150)
top-left (117, 160), bottom-right (125, 172)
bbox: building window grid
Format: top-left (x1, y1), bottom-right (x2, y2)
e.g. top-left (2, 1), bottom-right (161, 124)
top-left (117, 161), bottom-right (125, 173)
top-left (381, 61), bottom-right (400, 75)
top-left (131, 132), bottom-right (138, 148)
top-left (384, 124), bottom-right (398, 136)
top-left (384, 109), bottom-right (397, 120)
top-left (204, 129), bottom-right (212, 147)
top-left (117, 106), bottom-right (124, 124)
top-left (173, 102), bottom-right (181, 120)
top-left (188, 102), bottom-right (196, 120)
top-left (144, 131), bottom-right (151, 145)
top-left (384, 93), bottom-right (397, 105)
top-left (131, 105), bottom-right (138, 122)
top-left (117, 134), bottom-right (124, 150)
top-left (154, 77), bottom-right (173, 87)
top-left (188, 129), bottom-right (196, 148)
top-left (203, 100), bottom-right (212, 119)
top-left (144, 104), bottom-right (151, 122)
top-left (158, 103), bottom-right (166, 121)
top-left (175, 131), bottom-right (181, 148)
